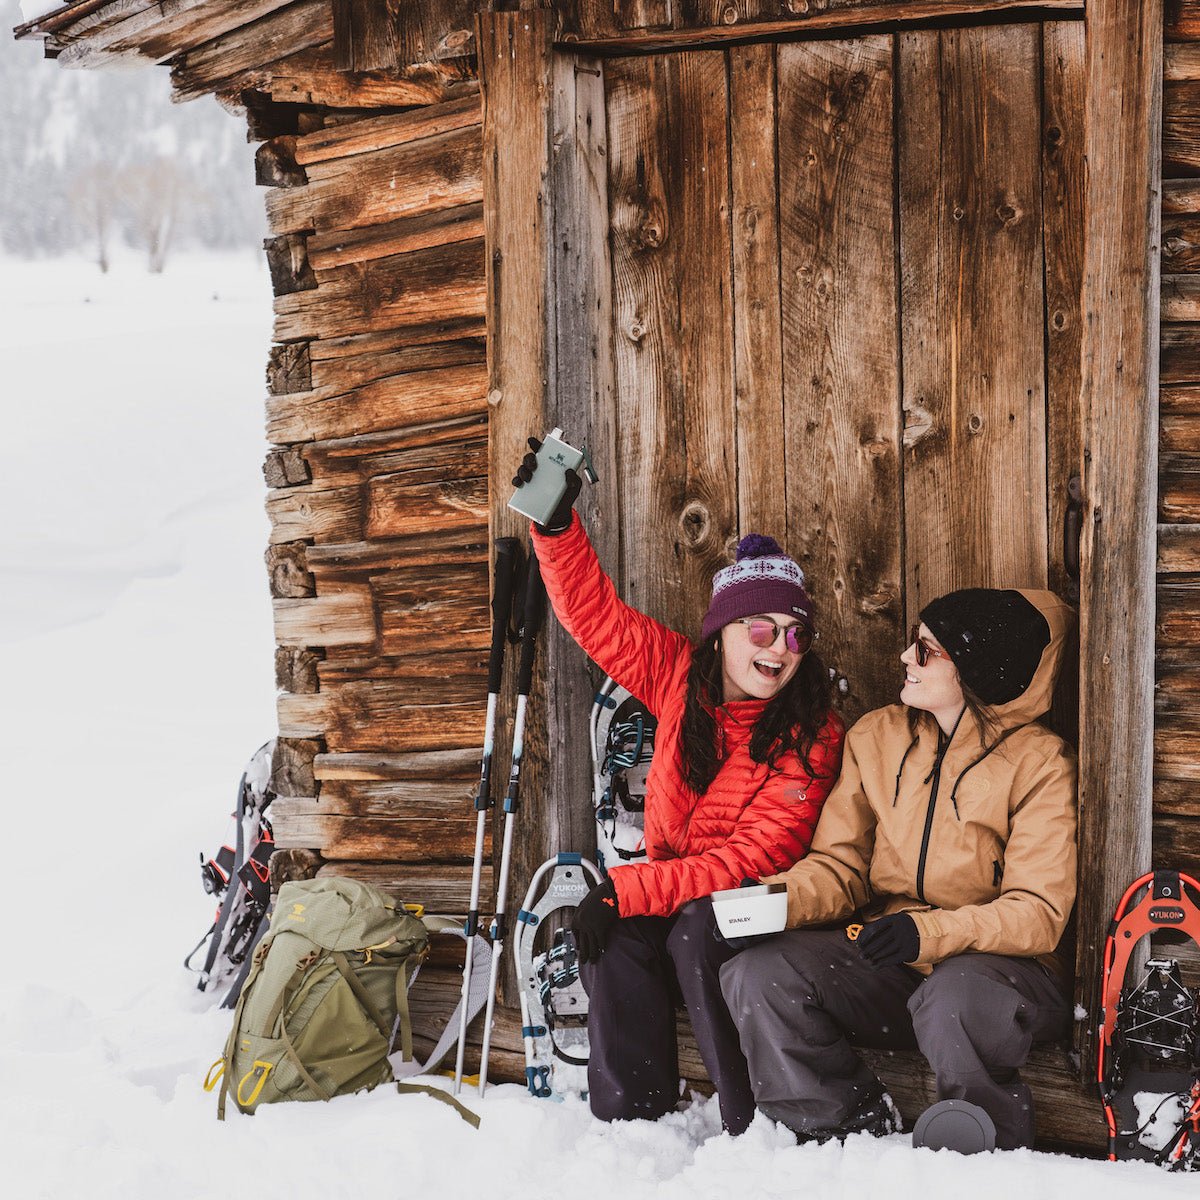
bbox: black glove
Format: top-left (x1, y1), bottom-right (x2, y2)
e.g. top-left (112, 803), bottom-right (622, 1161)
top-left (855, 913), bottom-right (920, 969)
top-left (572, 878), bottom-right (620, 965)
top-left (511, 436), bottom-right (582, 535)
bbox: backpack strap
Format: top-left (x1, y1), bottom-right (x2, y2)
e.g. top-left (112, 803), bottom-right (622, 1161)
top-left (331, 951), bottom-right (393, 1041)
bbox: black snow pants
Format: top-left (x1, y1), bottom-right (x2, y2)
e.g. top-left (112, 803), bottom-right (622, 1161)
top-left (579, 897), bottom-right (756, 1135)
top-left (719, 928), bottom-right (1071, 1149)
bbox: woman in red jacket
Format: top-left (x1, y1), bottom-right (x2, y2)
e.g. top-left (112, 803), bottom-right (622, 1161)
top-left (515, 454), bottom-right (844, 1134)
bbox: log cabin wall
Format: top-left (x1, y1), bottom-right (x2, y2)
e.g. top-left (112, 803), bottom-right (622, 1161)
top-left (1158, 1), bottom-right (1200, 974)
top-left (7, 0), bottom-right (1185, 1145)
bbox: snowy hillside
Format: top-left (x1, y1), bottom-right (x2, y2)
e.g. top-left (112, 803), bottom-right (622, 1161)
top-left (0, 253), bottom-right (1193, 1197)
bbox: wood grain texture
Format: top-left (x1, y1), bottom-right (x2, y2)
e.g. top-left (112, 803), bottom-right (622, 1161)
top-left (555, 1), bottom-right (1083, 52)
top-left (314, 748), bottom-right (480, 782)
top-left (272, 238), bottom-right (487, 345)
top-left (304, 427), bottom-right (487, 489)
top-left (779, 35), bottom-right (903, 723)
top-left (170, 0), bottom-right (330, 101)
top-left (1074, 0), bottom-right (1162, 1077)
top-left (307, 202), bottom-right (484, 272)
top-left (729, 43), bottom-right (786, 541)
top-left (1041, 20), bottom-right (1085, 741)
top-left (272, 590), bottom-right (376, 648)
top-left (273, 124), bottom-right (482, 238)
top-left (278, 683), bottom-right (484, 751)
top-left (607, 51), bottom-right (737, 638)
top-left (1164, 81), bottom-right (1200, 177)
top-left (1167, 0), bottom-right (1200, 41)
top-left (899, 23), bottom-right (1048, 611)
top-left (539, 49), bottom-right (623, 873)
top-left (266, 484), bottom-right (363, 544)
top-left (374, 561), bottom-right (490, 655)
top-left (316, 861), bottom-right (492, 912)
top-left (1163, 273), bottom-right (1200, 320)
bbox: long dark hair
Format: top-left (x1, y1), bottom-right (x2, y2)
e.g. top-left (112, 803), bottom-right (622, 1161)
top-left (680, 637), bottom-right (836, 795)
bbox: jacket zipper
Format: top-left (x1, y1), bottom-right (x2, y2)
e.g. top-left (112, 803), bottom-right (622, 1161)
top-left (914, 757), bottom-right (943, 904)
top-left (914, 713), bottom-right (964, 904)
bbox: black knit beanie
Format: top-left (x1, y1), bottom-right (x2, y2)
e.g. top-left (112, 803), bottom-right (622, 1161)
top-left (919, 589), bottom-right (1051, 706)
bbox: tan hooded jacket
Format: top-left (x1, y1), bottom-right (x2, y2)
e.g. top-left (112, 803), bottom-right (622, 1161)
top-left (764, 590), bottom-right (1077, 972)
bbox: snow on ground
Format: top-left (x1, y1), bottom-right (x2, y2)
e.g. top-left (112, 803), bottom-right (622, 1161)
top-left (0, 251), bottom-right (1192, 1199)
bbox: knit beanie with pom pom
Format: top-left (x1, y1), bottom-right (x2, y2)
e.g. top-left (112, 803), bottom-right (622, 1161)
top-left (700, 534), bottom-right (814, 642)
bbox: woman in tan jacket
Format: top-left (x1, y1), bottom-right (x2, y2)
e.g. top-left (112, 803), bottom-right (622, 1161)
top-left (719, 588), bottom-right (1078, 1150)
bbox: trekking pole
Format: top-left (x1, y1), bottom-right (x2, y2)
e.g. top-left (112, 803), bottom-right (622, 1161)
top-left (453, 536), bottom-right (521, 1096)
top-left (478, 547), bottom-right (546, 1096)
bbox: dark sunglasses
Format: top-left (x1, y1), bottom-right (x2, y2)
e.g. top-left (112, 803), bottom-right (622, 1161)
top-left (909, 624), bottom-right (949, 668)
top-left (736, 617), bottom-right (815, 656)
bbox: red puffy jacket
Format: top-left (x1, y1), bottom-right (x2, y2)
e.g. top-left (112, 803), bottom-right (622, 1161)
top-left (533, 516), bottom-right (845, 919)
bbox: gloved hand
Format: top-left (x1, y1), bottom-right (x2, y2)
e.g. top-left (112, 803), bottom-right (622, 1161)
top-left (572, 878), bottom-right (620, 964)
top-left (855, 913), bottom-right (920, 968)
top-left (511, 436), bottom-right (582, 535)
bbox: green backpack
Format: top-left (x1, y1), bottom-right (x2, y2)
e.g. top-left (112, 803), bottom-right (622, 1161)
top-left (207, 877), bottom-right (477, 1125)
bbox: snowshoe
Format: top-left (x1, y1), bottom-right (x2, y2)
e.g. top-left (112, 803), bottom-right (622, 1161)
top-left (590, 677), bottom-right (655, 874)
top-left (184, 741), bottom-right (278, 1005)
top-left (514, 853), bottom-right (603, 1099)
top-left (1098, 868), bottom-right (1200, 1170)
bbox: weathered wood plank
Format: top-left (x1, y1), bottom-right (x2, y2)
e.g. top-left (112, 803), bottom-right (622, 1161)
top-left (607, 51), bottom-right (737, 638)
top-left (1158, 522), bottom-right (1200, 570)
top-left (219, 44), bottom-right (478, 112)
top-left (266, 483), bottom-right (363, 544)
top-left (779, 35), bottom-right (902, 724)
top-left (267, 361), bottom-right (488, 447)
top-left (56, 0), bottom-right (297, 67)
top-left (269, 124), bottom-right (482, 238)
top-left (317, 861), bottom-right (491, 913)
top-left (293, 94), bottom-right (478, 165)
top-left (1075, 0), bottom-right (1162, 1077)
top-left (170, 0), bottom-right (330, 102)
top-left (478, 6), bottom-right (555, 1007)
top-left (1163, 213), bottom-right (1200, 273)
top-left (305, 428), bottom-right (486, 488)
top-left (309, 323), bottom-right (485, 377)
top-left (1042, 20), bottom-right (1086, 744)
top-left (1167, 0), bottom-right (1200, 41)
top-left (373, 561), bottom-right (490, 655)
top-left (278, 686), bottom-right (484, 751)
top-left (899, 23), bottom-right (1048, 610)
top-left (308, 202), bottom-right (484, 272)
top-left (1162, 383), bottom-right (1200, 413)
top-left (272, 589), bottom-right (376, 648)
top-left (277, 777), bottom-right (476, 817)
top-left (1161, 323), bottom-right (1200, 383)
top-left (272, 239), bottom-right (486, 344)
top-left (308, 334), bottom-right (484, 396)
top-left (305, 528), bottom-right (488, 576)
top-left (271, 736), bottom-right (320, 797)
top-left (1163, 274), bottom-right (1200, 321)
top-left (273, 812), bottom-right (482, 860)
top-left (730, 43), bottom-right (786, 541)
top-left (555, 1), bottom-right (1083, 53)
top-left (1164, 80), bottom-right (1200, 178)
top-left (318, 645), bottom-right (485, 687)
top-left (1164, 179), bottom-right (1200, 214)
top-left (263, 233), bottom-right (317, 296)
top-left (314, 749), bottom-right (480, 782)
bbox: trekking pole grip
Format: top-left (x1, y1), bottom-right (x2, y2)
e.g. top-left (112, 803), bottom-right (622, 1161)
top-left (516, 551), bottom-right (545, 696)
top-left (488, 538), bottom-right (521, 693)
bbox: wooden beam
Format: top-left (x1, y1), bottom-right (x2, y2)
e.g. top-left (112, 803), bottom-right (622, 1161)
top-left (555, 1), bottom-right (1082, 54)
top-left (1074, 0), bottom-right (1162, 1076)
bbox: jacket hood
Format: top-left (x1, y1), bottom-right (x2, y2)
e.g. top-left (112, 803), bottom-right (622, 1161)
top-left (985, 589), bottom-right (1074, 730)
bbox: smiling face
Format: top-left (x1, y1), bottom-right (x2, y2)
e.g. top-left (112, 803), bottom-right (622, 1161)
top-left (900, 622), bottom-right (966, 732)
top-left (719, 612), bottom-right (807, 702)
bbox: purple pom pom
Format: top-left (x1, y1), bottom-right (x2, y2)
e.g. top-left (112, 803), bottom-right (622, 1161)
top-left (735, 533), bottom-right (784, 561)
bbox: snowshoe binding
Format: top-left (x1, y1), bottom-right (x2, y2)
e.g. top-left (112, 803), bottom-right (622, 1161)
top-left (184, 741), bottom-right (278, 1006)
top-left (1098, 869), bottom-right (1200, 1171)
top-left (590, 677), bottom-right (656, 874)
top-left (514, 854), bottom-right (603, 1099)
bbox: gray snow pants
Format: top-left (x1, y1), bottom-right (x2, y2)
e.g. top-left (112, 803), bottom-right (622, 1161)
top-left (719, 928), bottom-right (1071, 1149)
